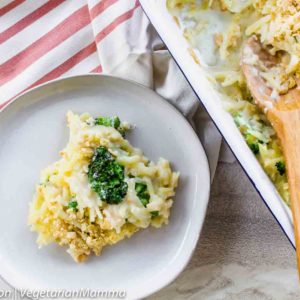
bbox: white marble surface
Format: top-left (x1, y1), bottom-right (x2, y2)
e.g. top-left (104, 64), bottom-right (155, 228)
top-left (147, 159), bottom-right (300, 299)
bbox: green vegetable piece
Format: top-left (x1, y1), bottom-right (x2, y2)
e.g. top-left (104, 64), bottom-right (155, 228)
top-left (112, 116), bottom-right (121, 129)
top-left (94, 116), bottom-right (127, 136)
top-left (135, 182), bottom-right (150, 207)
top-left (245, 134), bottom-right (260, 155)
top-left (249, 142), bottom-right (259, 155)
top-left (275, 161), bottom-right (286, 176)
top-left (94, 116), bottom-right (121, 129)
top-left (88, 146), bottom-right (128, 205)
top-left (68, 201), bottom-right (78, 211)
top-left (151, 211), bottom-right (159, 217)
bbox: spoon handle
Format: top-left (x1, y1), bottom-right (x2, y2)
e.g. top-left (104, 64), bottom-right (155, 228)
top-left (269, 109), bottom-right (300, 275)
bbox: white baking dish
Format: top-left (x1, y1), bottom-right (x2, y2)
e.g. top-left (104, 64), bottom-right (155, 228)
top-left (139, 0), bottom-right (294, 247)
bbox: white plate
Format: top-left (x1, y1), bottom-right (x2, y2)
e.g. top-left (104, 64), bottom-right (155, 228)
top-left (0, 75), bottom-right (210, 299)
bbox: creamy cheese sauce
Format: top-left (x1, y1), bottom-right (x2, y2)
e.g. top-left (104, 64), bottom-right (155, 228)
top-left (167, 0), bottom-right (291, 205)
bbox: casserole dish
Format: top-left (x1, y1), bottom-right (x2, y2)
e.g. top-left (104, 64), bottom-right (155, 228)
top-left (139, 0), bottom-right (294, 246)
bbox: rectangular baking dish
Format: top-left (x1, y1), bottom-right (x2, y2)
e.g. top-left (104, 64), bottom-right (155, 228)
top-left (139, 0), bottom-right (294, 246)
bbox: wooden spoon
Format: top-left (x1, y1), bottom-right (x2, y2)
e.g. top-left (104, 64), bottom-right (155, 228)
top-left (241, 35), bottom-right (300, 274)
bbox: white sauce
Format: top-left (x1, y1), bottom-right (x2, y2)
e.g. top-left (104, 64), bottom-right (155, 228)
top-left (187, 11), bottom-right (232, 66)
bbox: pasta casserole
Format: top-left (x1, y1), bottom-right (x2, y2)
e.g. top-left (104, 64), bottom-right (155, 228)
top-left (167, 0), bottom-right (300, 205)
top-left (29, 111), bottom-right (179, 262)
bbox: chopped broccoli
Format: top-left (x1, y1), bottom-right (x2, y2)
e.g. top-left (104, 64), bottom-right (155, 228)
top-left (94, 116), bottom-right (129, 136)
top-left (135, 182), bottom-right (150, 207)
top-left (275, 161), bottom-right (286, 176)
top-left (88, 146), bottom-right (128, 205)
top-left (94, 116), bottom-right (121, 129)
top-left (68, 201), bottom-right (78, 211)
top-left (151, 211), bottom-right (159, 217)
top-left (245, 134), bottom-right (260, 155)
top-left (249, 142), bottom-right (259, 155)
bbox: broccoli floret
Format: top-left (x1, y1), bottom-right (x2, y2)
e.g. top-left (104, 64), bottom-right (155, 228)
top-left (94, 116), bottom-right (129, 136)
top-left (275, 161), bottom-right (286, 176)
top-left (94, 116), bottom-right (121, 129)
top-left (245, 134), bottom-right (260, 155)
top-left (151, 211), bottom-right (159, 217)
top-left (249, 142), bottom-right (259, 155)
top-left (135, 182), bottom-right (150, 207)
top-left (88, 146), bottom-right (128, 204)
top-left (68, 201), bottom-right (78, 211)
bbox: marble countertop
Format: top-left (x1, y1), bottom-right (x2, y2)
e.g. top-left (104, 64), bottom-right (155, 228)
top-left (148, 160), bottom-right (300, 299)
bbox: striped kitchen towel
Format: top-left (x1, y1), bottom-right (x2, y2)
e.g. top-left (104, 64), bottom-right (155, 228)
top-left (0, 0), bottom-right (141, 106)
top-left (0, 0), bottom-right (222, 170)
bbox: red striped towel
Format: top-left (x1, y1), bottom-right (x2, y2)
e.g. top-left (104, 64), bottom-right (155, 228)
top-left (0, 0), bottom-right (143, 107)
top-left (0, 0), bottom-right (222, 168)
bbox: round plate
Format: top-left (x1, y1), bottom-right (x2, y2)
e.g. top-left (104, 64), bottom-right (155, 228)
top-left (0, 75), bottom-right (210, 299)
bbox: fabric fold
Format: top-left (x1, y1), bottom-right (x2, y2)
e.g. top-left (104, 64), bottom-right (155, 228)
top-left (0, 0), bottom-right (222, 174)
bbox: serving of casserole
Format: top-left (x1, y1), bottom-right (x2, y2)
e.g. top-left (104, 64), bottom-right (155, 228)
top-left (29, 111), bottom-right (179, 262)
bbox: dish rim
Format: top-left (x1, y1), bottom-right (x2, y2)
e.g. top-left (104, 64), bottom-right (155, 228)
top-left (0, 74), bottom-right (211, 299)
